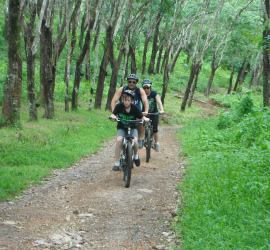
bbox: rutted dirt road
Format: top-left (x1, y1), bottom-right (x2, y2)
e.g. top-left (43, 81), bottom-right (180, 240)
top-left (0, 125), bottom-right (184, 249)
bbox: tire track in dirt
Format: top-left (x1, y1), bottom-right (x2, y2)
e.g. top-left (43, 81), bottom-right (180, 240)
top-left (0, 125), bottom-right (184, 249)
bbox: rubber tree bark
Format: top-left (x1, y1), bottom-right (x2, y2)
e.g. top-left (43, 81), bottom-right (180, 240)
top-left (2, 0), bottom-right (23, 126)
top-left (24, 1), bottom-right (38, 121)
top-left (262, 0), bottom-right (270, 106)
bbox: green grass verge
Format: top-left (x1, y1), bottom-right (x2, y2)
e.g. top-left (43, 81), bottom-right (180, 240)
top-left (0, 102), bottom-right (115, 200)
top-left (175, 93), bottom-right (270, 249)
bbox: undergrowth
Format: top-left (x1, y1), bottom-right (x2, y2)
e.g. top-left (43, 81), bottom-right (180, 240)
top-left (175, 92), bottom-right (270, 249)
top-left (0, 103), bottom-right (115, 200)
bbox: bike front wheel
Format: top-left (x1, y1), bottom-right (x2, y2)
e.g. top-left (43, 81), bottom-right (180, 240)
top-left (145, 129), bottom-right (151, 162)
top-left (123, 141), bottom-right (133, 188)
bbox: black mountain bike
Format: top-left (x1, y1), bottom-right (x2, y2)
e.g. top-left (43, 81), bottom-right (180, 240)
top-left (144, 112), bottom-right (162, 163)
top-left (111, 117), bottom-right (144, 188)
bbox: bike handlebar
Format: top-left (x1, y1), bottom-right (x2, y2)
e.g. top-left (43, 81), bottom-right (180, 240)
top-left (109, 117), bottom-right (145, 124)
top-left (147, 112), bottom-right (165, 116)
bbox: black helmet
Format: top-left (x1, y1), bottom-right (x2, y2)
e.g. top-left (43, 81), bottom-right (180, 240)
top-left (127, 74), bottom-right (139, 82)
top-left (142, 79), bottom-right (152, 88)
top-left (123, 89), bottom-right (135, 100)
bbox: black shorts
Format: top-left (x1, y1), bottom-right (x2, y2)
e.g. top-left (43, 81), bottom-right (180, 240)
top-left (148, 114), bottom-right (159, 133)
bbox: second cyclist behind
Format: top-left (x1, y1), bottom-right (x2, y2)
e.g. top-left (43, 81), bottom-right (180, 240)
top-left (142, 79), bottom-right (165, 152)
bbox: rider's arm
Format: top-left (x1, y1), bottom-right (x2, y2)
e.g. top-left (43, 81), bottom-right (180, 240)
top-left (140, 88), bottom-right (149, 115)
top-left (111, 87), bottom-right (123, 112)
top-left (155, 94), bottom-right (165, 113)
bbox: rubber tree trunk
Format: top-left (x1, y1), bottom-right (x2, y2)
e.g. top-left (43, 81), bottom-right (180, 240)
top-left (227, 64), bottom-right (234, 94)
top-left (156, 44), bottom-right (164, 74)
top-left (129, 44), bottom-right (137, 74)
top-left (233, 58), bottom-right (247, 92)
top-left (72, 26), bottom-right (92, 109)
top-left (40, 20), bottom-right (54, 119)
top-left (148, 13), bottom-right (162, 74)
top-left (2, 0), bottom-right (22, 126)
top-left (142, 36), bottom-right (150, 75)
top-left (263, 0), bottom-right (270, 106)
top-left (24, 2), bottom-right (37, 121)
top-left (105, 26), bottom-right (125, 110)
top-left (188, 64), bottom-right (202, 107)
top-left (181, 63), bottom-right (198, 111)
top-left (94, 26), bottom-right (111, 109)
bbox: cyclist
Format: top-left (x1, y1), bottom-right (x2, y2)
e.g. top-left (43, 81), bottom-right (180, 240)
top-left (109, 90), bottom-right (149, 171)
top-left (111, 74), bottom-right (149, 149)
top-left (142, 79), bottom-right (165, 152)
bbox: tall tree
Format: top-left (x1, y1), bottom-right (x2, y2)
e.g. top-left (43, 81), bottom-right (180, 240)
top-left (72, 0), bottom-right (101, 110)
top-left (262, 0), bottom-right (270, 106)
top-left (2, 0), bottom-right (23, 126)
top-left (24, 1), bottom-right (38, 121)
top-left (205, 0), bottom-right (256, 97)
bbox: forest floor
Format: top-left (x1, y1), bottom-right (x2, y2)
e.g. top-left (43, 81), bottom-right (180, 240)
top-left (0, 99), bottom-right (219, 250)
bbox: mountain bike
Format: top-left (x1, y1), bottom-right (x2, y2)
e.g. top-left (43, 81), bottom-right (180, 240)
top-left (110, 117), bottom-right (144, 188)
top-left (144, 112), bottom-right (163, 163)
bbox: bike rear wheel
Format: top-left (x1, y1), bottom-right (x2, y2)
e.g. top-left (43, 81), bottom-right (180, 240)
top-left (123, 141), bottom-right (133, 188)
top-left (145, 129), bottom-right (151, 162)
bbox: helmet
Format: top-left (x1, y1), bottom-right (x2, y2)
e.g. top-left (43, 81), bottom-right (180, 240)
top-left (142, 79), bottom-right (152, 88)
top-left (123, 89), bottom-right (135, 100)
top-left (127, 74), bottom-right (139, 82)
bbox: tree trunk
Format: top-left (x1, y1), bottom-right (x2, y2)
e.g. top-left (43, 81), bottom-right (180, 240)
top-left (40, 19), bottom-right (54, 119)
top-left (89, 17), bottom-right (103, 111)
top-left (233, 58), bottom-right (247, 92)
top-left (24, 1), bottom-right (37, 121)
top-left (94, 26), bottom-right (111, 109)
top-left (227, 64), bottom-right (234, 94)
top-left (263, 0), bottom-right (270, 107)
top-left (156, 44), bottom-right (164, 74)
top-left (205, 54), bottom-right (218, 97)
top-left (188, 64), bottom-right (202, 107)
top-left (85, 47), bottom-right (91, 80)
top-left (161, 62), bottom-right (170, 104)
top-left (105, 24), bottom-right (125, 110)
top-left (72, 24), bottom-right (93, 109)
top-left (237, 61), bottom-right (251, 92)
top-left (129, 44), bottom-right (137, 74)
top-left (148, 13), bottom-right (161, 74)
top-left (2, 0), bottom-right (22, 126)
top-left (142, 36), bottom-right (150, 75)
top-left (170, 46), bottom-right (183, 73)
top-left (186, 43), bottom-right (192, 64)
top-left (181, 63), bottom-right (197, 111)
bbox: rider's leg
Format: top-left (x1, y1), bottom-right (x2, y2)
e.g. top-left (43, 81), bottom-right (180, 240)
top-left (138, 124), bottom-right (144, 148)
top-left (152, 115), bottom-right (160, 152)
top-left (115, 135), bottom-right (123, 164)
top-left (153, 132), bottom-right (158, 143)
top-left (113, 129), bottom-right (125, 170)
top-left (132, 129), bottom-right (141, 167)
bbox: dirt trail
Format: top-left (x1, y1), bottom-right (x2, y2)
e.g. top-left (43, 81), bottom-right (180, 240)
top-left (0, 125), bottom-right (184, 249)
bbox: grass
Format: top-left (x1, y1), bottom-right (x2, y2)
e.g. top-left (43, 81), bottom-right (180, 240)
top-left (174, 92), bottom-right (270, 249)
top-left (0, 101), bottom-right (115, 200)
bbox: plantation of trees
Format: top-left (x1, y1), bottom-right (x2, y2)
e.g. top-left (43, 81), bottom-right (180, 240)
top-left (1, 1), bottom-right (270, 249)
top-left (0, 0), bottom-right (269, 126)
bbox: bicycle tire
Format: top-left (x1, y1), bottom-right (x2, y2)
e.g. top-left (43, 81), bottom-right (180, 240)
top-left (124, 141), bottom-right (133, 188)
top-left (145, 129), bottom-right (151, 162)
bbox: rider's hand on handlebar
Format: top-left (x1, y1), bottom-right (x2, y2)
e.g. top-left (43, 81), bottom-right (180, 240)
top-left (142, 112), bottom-right (148, 116)
top-left (109, 114), bottom-right (117, 120)
top-left (143, 116), bottom-right (150, 123)
top-left (160, 111), bottom-right (165, 114)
